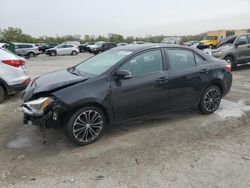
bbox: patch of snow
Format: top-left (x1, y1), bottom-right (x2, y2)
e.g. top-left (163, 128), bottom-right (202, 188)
top-left (216, 99), bottom-right (250, 119)
top-left (7, 136), bottom-right (31, 149)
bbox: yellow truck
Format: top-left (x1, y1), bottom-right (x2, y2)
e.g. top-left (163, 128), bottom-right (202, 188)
top-left (198, 35), bottom-right (219, 49)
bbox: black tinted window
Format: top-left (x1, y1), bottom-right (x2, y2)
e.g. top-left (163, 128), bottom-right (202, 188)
top-left (167, 49), bottom-right (196, 70)
top-left (119, 50), bottom-right (163, 76)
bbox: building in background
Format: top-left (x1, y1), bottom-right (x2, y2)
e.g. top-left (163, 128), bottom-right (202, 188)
top-left (207, 29), bottom-right (250, 41)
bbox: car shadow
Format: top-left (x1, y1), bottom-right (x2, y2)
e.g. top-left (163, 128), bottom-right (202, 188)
top-left (5, 107), bottom-right (202, 157)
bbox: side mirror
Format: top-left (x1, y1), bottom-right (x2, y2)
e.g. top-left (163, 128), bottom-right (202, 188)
top-left (114, 70), bottom-right (132, 79)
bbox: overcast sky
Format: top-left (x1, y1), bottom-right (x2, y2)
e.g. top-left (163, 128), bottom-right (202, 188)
top-left (1, 0), bottom-right (250, 37)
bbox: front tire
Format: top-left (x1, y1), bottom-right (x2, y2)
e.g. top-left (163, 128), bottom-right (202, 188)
top-left (199, 85), bottom-right (222, 114)
top-left (71, 50), bottom-right (77, 55)
top-left (65, 106), bottom-right (106, 146)
top-left (0, 85), bottom-right (6, 103)
top-left (50, 51), bottom-right (57, 56)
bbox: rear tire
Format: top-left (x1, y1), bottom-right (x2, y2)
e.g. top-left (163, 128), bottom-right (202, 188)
top-left (0, 86), bottom-right (6, 103)
top-left (199, 85), bottom-right (222, 114)
top-left (28, 52), bottom-right (35, 58)
top-left (71, 50), bottom-right (77, 56)
top-left (65, 106), bottom-right (106, 146)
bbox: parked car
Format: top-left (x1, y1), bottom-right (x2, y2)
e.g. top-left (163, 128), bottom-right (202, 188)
top-left (211, 34), bottom-right (250, 68)
top-left (86, 41), bottom-right (105, 52)
top-left (14, 43), bottom-right (40, 58)
top-left (91, 42), bottom-right (117, 54)
top-left (45, 44), bottom-right (79, 56)
top-left (0, 48), bottom-right (30, 103)
top-left (161, 37), bottom-right (182, 45)
top-left (204, 35), bottom-right (237, 56)
top-left (79, 42), bottom-right (89, 53)
top-left (117, 43), bottom-right (128, 46)
top-left (38, 43), bottom-right (59, 53)
top-left (19, 44), bottom-right (232, 146)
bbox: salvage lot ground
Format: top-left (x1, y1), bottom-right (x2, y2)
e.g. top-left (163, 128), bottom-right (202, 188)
top-left (1, 53), bottom-right (250, 188)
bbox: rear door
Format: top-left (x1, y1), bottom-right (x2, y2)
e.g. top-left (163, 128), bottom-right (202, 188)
top-left (165, 48), bottom-right (210, 109)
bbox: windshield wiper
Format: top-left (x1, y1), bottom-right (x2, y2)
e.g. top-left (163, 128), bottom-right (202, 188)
top-left (67, 67), bottom-right (84, 77)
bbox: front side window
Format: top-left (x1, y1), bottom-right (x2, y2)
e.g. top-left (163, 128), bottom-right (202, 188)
top-left (119, 50), bottom-right (163, 76)
top-left (167, 49), bottom-right (196, 70)
top-left (236, 35), bottom-right (248, 45)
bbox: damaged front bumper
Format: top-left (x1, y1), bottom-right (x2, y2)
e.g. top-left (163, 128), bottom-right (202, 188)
top-left (19, 97), bottom-right (68, 128)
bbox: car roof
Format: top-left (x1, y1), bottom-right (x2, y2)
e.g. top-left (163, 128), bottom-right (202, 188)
top-left (115, 43), bottom-right (194, 51)
top-left (115, 43), bottom-right (213, 61)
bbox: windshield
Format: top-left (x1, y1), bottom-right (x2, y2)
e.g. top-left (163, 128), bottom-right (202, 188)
top-left (75, 49), bottom-right (132, 75)
top-left (203, 36), bottom-right (215, 40)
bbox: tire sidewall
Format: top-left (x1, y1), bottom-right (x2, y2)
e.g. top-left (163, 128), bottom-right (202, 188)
top-left (0, 86), bottom-right (6, 103)
top-left (51, 51), bottom-right (56, 56)
top-left (72, 51), bottom-right (77, 55)
top-left (200, 85), bottom-right (222, 114)
top-left (28, 52), bottom-right (35, 58)
top-left (65, 106), bottom-right (106, 146)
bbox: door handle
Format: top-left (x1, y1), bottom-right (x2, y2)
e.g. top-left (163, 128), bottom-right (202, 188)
top-left (247, 45), bottom-right (250, 48)
top-left (157, 77), bottom-right (169, 83)
top-left (199, 69), bottom-right (209, 73)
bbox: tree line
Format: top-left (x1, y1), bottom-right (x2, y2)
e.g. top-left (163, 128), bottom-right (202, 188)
top-left (0, 27), bottom-right (204, 44)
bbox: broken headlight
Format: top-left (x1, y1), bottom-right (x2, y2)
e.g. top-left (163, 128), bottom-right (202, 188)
top-left (19, 97), bottom-right (54, 116)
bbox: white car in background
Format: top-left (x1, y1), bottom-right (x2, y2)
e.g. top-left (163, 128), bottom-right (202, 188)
top-left (0, 48), bottom-right (30, 103)
top-left (45, 44), bottom-right (79, 56)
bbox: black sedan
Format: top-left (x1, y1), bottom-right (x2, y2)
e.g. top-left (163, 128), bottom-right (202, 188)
top-left (19, 44), bottom-right (232, 146)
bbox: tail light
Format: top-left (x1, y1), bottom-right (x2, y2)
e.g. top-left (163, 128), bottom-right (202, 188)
top-left (224, 63), bottom-right (231, 72)
top-left (1, 59), bottom-right (25, 68)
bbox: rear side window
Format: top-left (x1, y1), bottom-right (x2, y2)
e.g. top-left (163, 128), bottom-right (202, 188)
top-left (167, 49), bottom-right (196, 70)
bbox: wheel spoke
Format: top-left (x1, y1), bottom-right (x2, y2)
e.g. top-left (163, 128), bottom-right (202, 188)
top-left (73, 109), bottom-right (104, 143)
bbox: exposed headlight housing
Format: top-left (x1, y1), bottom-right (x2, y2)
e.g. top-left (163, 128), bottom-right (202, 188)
top-left (19, 97), bottom-right (54, 116)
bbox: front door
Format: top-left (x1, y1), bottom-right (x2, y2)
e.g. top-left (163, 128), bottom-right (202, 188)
top-left (235, 35), bottom-right (250, 63)
top-left (111, 49), bottom-right (170, 121)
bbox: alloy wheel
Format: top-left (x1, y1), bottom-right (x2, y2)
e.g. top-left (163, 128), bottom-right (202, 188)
top-left (204, 88), bottom-right (221, 112)
top-left (72, 110), bottom-right (103, 143)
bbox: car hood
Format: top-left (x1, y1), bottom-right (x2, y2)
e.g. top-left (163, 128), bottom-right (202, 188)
top-left (216, 36), bottom-right (236, 48)
top-left (23, 69), bottom-right (88, 101)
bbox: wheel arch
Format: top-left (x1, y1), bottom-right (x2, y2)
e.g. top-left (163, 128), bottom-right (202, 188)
top-left (208, 79), bottom-right (225, 96)
top-left (0, 78), bottom-right (9, 94)
top-left (224, 54), bottom-right (235, 62)
top-left (65, 101), bottom-right (112, 126)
